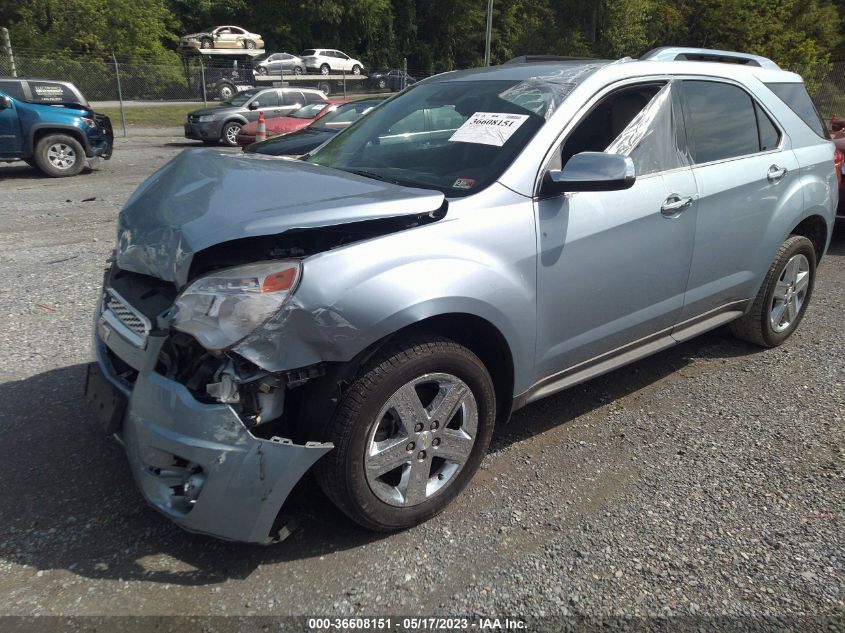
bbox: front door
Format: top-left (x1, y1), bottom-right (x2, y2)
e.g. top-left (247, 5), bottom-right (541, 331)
top-left (534, 81), bottom-right (698, 382)
top-left (0, 96), bottom-right (20, 156)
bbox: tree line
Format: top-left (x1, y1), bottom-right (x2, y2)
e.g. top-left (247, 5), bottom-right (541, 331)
top-left (2, 0), bottom-right (843, 75)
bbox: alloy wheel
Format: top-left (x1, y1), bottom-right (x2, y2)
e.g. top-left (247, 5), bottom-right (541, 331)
top-left (364, 373), bottom-right (478, 508)
top-left (47, 143), bottom-right (77, 170)
top-left (224, 124), bottom-right (240, 145)
top-left (769, 253), bottom-right (810, 333)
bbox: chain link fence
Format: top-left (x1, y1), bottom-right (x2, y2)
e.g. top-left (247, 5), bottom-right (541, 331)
top-left (808, 61), bottom-right (845, 121)
top-left (0, 51), bottom-right (449, 104)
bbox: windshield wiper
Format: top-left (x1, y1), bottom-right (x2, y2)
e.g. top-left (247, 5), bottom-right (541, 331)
top-left (347, 169), bottom-right (401, 185)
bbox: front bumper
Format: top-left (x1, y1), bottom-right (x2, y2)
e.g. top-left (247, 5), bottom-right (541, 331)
top-left (184, 120), bottom-right (221, 141)
top-left (88, 300), bottom-right (332, 544)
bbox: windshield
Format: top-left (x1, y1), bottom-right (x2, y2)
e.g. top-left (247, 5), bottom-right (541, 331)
top-left (311, 100), bottom-right (380, 131)
top-left (289, 103), bottom-right (328, 119)
top-left (225, 89), bottom-right (261, 107)
top-left (306, 80), bottom-right (550, 196)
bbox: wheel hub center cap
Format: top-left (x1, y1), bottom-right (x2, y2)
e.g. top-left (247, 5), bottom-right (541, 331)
top-left (417, 431), bottom-right (432, 449)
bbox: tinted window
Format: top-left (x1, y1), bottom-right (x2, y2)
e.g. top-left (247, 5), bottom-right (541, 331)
top-left (765, 82), bottom-right (828, 139)
top-left (0, 80), bottom-right (26, 100)
top-left (302, 50), bottom-right (316, 56)
top-left (755, 103), bottom-right (780, 151)
top-left (683, 81), bottom-right (759, 164)
top-left (256, 90), bottom-right (280, 107)
top-left (283, 90), bottom-right (305, 105)
top-left (304, 91), bottom-right (324, 104)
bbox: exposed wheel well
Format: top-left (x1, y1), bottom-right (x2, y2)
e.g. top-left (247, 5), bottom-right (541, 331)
top-left (390, 314), bottom-right (515, 425)
top-left (790, 215), bottom-right (828, 262)
top-left (32, 128), bottom-right (87, 156)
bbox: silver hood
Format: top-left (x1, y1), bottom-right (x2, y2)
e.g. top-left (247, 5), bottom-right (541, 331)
top-left (116, 150), bottom-right (445, 287)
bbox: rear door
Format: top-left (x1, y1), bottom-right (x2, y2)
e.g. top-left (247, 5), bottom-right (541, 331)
top-left (677, 79), bottom-right (802, 321)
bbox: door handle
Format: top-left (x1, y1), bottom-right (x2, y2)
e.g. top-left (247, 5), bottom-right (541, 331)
top-left (767, 165), bottom-right (788, 182)
top-left (661, 194), bottom-right (694, 217)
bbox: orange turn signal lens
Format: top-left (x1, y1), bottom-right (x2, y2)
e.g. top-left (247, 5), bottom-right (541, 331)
top-left (261, 268), bottom-right (298, 293)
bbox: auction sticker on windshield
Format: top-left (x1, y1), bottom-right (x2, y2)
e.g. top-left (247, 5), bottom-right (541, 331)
top-left (449, 112), bottom-right (529, 146)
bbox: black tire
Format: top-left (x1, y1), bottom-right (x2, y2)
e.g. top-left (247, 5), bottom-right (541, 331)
top-left (220, 121), bottom-right (242, 147)
top-left (730, 235), bottom-right (816, 347)
top-left (200, 37), bottom-right (212, 49)
top-left (217, 83), bottom-right (235, 101)
top-left (317, 81), bottom-right (331, 96)
top-left (293, 66), bottom-right (303, 75)
top-left (243, 39), bottom-right (255, 50)
top-left (33, 134), bottom-right (85, 177)
top-left (315, 335), bottom-right (496, 532)
top-left (256, 66), bottom-right (268, 75)
top-left (320, 63), bottom-right (331, 75)
top-left (377, 78), bottom-right (387, 89)
top-left (352, 64), bottom-right (362, 75)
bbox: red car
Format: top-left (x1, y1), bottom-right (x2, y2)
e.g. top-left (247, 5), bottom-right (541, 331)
top-left (830, 122), bottom-right (844, 217)
top-left (236, 100), bottom-right (349, 146)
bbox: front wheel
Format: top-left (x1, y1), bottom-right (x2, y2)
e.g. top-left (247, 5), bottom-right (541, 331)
top-left (200, 38), bottom-right (212, 49)
top-left (730, 235), bottom-right (816, 347)
top-left (243, 39), bottom-right (255, 50)
top-left (220, 121), bottom-right (242, 146)
top-left (293, 66), bottom-right (303, 75)
top-left (352, 64), bottom-right (362, 75)
top-left (33, 134), bottom-right (85, 177)
top-left (315, 335), bottom-right (496, 532)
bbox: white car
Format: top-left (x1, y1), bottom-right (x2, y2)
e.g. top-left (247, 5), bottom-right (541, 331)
top-left (301, 49), bottom-right (364, 75)
top-left (179, 26), bottom-right (265, 50)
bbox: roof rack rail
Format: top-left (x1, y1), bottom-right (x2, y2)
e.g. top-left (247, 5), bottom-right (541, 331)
top-left (640, 47), bottom-right (780, 70)
top-left (503, 55), bottom-right (600, 65)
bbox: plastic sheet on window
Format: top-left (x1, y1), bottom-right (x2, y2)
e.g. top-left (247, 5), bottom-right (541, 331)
top-left (499, 64), bottom-right (605, 120)
top-left (605, 81), bottom-right (693, 176)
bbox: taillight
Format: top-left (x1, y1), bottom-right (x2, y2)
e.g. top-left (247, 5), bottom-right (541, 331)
top-left (835, 149), bottom-right (844, 188)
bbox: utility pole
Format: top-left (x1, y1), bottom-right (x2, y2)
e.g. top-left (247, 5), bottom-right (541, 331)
top-left (1, 28), bottom-right (17, 77)
top-left (484, 0), bottom-right (493, 67)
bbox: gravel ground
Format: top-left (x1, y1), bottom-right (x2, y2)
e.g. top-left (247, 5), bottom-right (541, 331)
top-left (0, 138), bottom-right (842, 628)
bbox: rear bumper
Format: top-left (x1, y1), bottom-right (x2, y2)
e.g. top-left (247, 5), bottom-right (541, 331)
top-left (88, 300), bottom-right (332, 544)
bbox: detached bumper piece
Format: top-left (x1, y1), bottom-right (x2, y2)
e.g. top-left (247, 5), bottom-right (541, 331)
top-left (88, 328), bottom-right (332, 544)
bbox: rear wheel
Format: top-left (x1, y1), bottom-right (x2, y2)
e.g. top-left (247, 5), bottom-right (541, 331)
top-left (352, 64), bottom-right (362, 75)
top-left (320, 63), bottom-right (331, 75)
top-left (220, 121), bottom-right (242, 146)
top-left (256, 66), bottom-right (268, 75)
top-left (315, 335), bottom-right (496, 532)
top-left (217, 83), bottom-right (235, 101)
top-left (33, 134), bottom-right (85, 177)
top-left (730, 235), bottom-right (816, 347)
top-left (317, 81), bottom-right (331, 96)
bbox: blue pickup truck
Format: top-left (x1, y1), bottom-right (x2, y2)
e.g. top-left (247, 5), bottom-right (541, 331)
top-left (0, 78), bottom-right (113, 177)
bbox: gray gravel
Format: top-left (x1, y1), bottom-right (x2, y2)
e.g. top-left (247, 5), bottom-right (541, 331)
top-left (0, 139), bottom-right (843, 625)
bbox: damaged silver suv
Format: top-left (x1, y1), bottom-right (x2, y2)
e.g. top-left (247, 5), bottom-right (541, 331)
top-left (86, 47), bottom-right (838, 544)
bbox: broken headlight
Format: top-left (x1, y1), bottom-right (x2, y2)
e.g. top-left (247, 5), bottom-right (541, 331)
top-left (172, 260), bottom-right (301, 351)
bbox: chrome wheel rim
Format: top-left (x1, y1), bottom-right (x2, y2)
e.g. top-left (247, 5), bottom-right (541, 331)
top-left (365, 372), bottom-right (477, 508)
top-left (224, 125), bottom-right (240, 144)
top-left (47, 143), bottom-right (77, 170)
top-left (769, 253), bottom-right (810, 333)
top-left (220, 87), bottom-right (233, 100)
top-left (321, 65), bottom-right (329, 75)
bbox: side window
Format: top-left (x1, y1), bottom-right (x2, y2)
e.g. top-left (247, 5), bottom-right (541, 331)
top-left (0, 80), bottom-right (26, 100)
top-left (682, 81), bottom-right (759, 164)
top-left (283, 90), bottom-right (305, 106)
top-left (254, 91), bottom-right (279, 107)
top-left (303, 91), bottom-right (323, 104)
top-left (755, 103), bottom-right (781, 151)
top-left (553, 83), bottom-right (666, 173)
top-left (765, 82), bottom-right (828, 139)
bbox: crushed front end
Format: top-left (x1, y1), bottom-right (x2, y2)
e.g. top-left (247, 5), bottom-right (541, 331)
top-left (86, 264), bottom-right (332, 544)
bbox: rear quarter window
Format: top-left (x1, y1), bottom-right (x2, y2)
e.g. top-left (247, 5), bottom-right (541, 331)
top-left (765, 82), bottom-right (829, 139)
top-left (27, 81), bottom-right (83, 105)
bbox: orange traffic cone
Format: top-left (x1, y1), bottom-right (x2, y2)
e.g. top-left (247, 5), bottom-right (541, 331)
top-left (256, 111), bottom-right (266, 142)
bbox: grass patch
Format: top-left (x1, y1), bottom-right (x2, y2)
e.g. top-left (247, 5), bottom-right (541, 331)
top-left (96, 104), bottom-right (204, 128)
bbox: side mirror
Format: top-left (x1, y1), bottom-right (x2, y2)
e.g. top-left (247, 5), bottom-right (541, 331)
top-left (0, 96), bottom-right (11, 109)
top-left (541, 151), bottom-right (636, 196)
top-left (248, 101), bottom-right (259, 110)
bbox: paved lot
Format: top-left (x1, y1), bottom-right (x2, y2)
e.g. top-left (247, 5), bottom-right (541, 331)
top-left (0, 139), bottom-right (842, 621)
